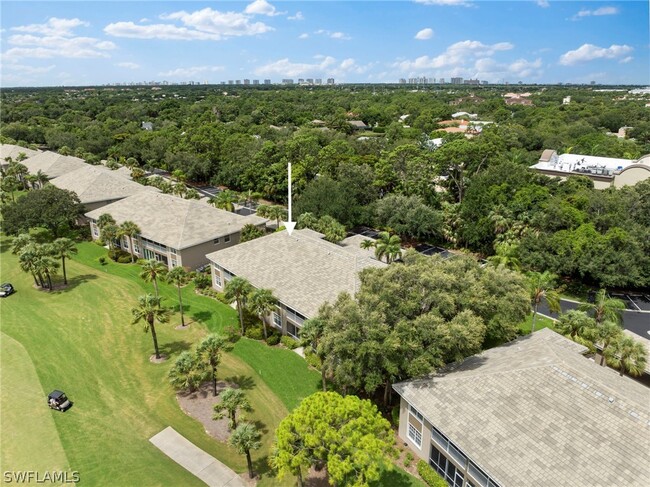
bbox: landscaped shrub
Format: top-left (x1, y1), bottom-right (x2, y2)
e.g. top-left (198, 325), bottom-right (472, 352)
top-left (98, 257), bottom-right (107, 265)
top-left (244, 325), bottom-right (264, 340)
top-left (304, 348), bottom-right (322, 369)
top-left (391, 405), bottom-right (400, 427)
top-left (108, 249), bottom-right (131, 262)
top-left (215, 292), bottom-right (229, 303)
top-left (117, 254), bottom-right (132, 264)
top-left (193, 273), bottom-right (210, 289)
top-left (417, 460), bottom-right (447, 487)
top-left (266, 333), bottom-right (280, 346)
top-left (224, 325), bottom-right (240, 343)
top-left (404, 452), bottom-right (414, 468)
top-left (280, 336), bottom-right (299, 349)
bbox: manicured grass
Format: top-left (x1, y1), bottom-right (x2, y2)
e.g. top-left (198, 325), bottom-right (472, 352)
top-left (1, 332), bottom-right (71, 485)
top-left (519, 312), bottom-right (557, 334)
top-left (372, 467), bottom-right (426, 487)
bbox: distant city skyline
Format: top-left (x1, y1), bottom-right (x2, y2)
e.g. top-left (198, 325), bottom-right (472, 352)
top-left (1, 1), bottom-right (648, 87)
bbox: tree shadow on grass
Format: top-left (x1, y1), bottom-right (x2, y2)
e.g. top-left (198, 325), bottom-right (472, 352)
top-left (191, 310), bottom-right (213, 324)
top-left (51, 274), bottom-right (98, 293)
top-left (369, 467), bottom-right (419, 487)
top-left (223, 374), bottom-right (255, 391)
top-left (252, 454), bottom-right (273, 478)
top-left (251, 419), bottom-right (269, 435)
top-left (159, 340), bottom-right (192, 356)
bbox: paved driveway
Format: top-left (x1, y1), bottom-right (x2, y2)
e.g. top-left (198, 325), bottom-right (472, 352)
top-left (150, 427), bottom-right (246, 487)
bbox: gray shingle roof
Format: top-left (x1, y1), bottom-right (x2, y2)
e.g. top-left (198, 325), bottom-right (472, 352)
top-left (206, 229), bottom-right (386, 317)
top-left (22, 151), bottom-right (88, 178)
top-left (0, 144), bottom-right (40, 164)
top-left (394, 328), bottom-right (650, 487)
top-left (85, 192), bottom-right (266, 250)
top-left (49, 165), bottom-right (153, 204)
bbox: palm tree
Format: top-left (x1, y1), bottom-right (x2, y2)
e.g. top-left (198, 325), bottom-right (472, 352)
top-left (168, 351), bottom-right (203, 392)
top-left (184, 188), bottom-right (200, 200)
top-left (100, 223), bottom-right (119, 251)
top-left (605, 335), bottom-right (647, 377)
top-left (210, 190), bottom-right (238, 212)
top-left (51, 238), bottom-right (77, 285)
top-left (196, 334), bottom-right (228, 396)
top-left (266, 205), bottom-right (287, 229)
top-left (296, 212), bottom-right (318, 230)
top-left (34, 253), bottom-right (59, 290)
top-left (248, 288), bottom-right (278, 339)
top-left (139, 259), bottom-right (168, 297)
top-left (119, 221), bottom-right (141, 263)
top-left (11, 233), bottom-right (33, 255)
top-left (300, 318), bottom-right (327, 391)
top-left (96, 213), bottom-right (116, 230)
top-left (374, 231), bottom-right (402, 263)
top-left (172, 183), bottom-right (187, 198)
top-left (171, 169), bottom-right (187, 183)
top-left (228, 422), bottom-right (261, 479)
top-left (213, 388), bottom-right (252, 429)
top-left (18, 245), bottom-right (42, 287)
top-left (594, 321), bottom-right (623, 366)
top-left (34, 170), bottom-right (49, 189)
top-left (554, 310), bottom-right (597, 347)
top-left (487, 242), bottom-right (521, 272)
top-left (131, 294), bottom-right (171, 360)
top-left (166, 267), bottom-right (189, 327)
top-left (359, 239), bottom-right (375, 250)
top-left (579, 289), bottom-right (626, 325)
top-left (224, 277), bottom-right (253, 335)
top-left (527, 271), bottom-right (562, 332)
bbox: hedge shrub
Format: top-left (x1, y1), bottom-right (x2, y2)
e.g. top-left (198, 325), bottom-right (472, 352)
top-left (244, 325), bottom-right (264, 340)
top-left (266, 333), bottom-right (280, 346)
top-left (280, 335), bottom-right (299, 349)
top-left (417, 460), bottom-right (447, 487)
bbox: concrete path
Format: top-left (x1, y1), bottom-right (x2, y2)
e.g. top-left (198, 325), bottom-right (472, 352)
top-left (150, 427), bottom-right (246, 487)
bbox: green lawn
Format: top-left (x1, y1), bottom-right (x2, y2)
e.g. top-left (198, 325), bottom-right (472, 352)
top-left (1, 238), bottom-right (420, 486)
top-left (519, 312), bottom-right (557, 334)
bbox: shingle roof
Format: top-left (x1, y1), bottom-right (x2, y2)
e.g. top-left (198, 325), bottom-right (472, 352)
top-left (206, 229), bottom-right (386, 317)
top-left (22, 151), bottom-right (88, 178)
top-left (85, 192), bottom-right (267, 250)
top-left (49, 165), bottom-right (153, 204)
top-left (0, 144), bottom-right (40, 164)
top-left (394, 328), bottom-right (650, 487)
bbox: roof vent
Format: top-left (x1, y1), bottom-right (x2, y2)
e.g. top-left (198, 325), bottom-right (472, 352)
top-left (608, 397), bottom-right (615, 403)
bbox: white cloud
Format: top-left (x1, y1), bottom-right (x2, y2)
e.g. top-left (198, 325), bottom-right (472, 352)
top-left (3, 63), bottom-right (56, 74)
top-left (559, 44), bottom-right (633, 65)
top-left (536, 1), bottom-right (550, 7)
top-left (12, 18), bottom-right (88, 36)
top-left (158, 65), bottom-right (225, 78)
top-left (414, 0), bottom-right (472, 6)
top-left (313, 29), bottom-right (351, 40)
top-left (105, 7), bottom-right (273, 40)
top-left (415, 28), bottom-right (434, 40)
top-left (572, 6), bottom-right (619, 20)
top-left (254, 56), bottom-right (370, 78)
top-left (244, 0), bottom-right (285, 17)
top-left (116, 62), bottom-right (140, 69)
top-left (507, 58), bottom-right (543, 77)
top-left (298, 33), bottom-right (309, 39)
top-left (288, 12), bottom-right (304, 21)
top-left (395, 40), bottom-right (513, 71)
top-left (619, 56), bottom-right (633, 64)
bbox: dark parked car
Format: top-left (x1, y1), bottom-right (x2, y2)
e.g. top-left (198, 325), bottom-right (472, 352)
top-left (0, 283), bottom-right (14, 297)
top-left (48, 390), bottom-right (72, 412)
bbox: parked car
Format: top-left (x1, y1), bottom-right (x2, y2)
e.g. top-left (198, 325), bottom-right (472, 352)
top-left (0, 283), bottom-right (14, 297)
top-left (47, 390), bottom-right (72, 412)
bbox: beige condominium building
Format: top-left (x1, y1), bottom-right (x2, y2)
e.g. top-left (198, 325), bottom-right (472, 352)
top-left (393, 328), bottom-right (650, 487)
top-left (21, 150), bottom-right (88, 179)
top-left (86, 192), bottom-right (267, 269)
top-left (206, 229), bottom-right (386, 338)
top-left (0, 143), bottom-right (40, 171)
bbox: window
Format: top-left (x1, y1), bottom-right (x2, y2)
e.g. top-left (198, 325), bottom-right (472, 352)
top-left (272, 312), bottom-right (282, 328)
top-left (429, 444), bottom-right (464, 487)
top-left (408, 404), bottom-right (424, 449)
top-left (133, 241), bottom-right (139, 254)
top-left (287, 321), bottom-right (299, 338)
top-left (92, 224), bottom-right (99, 237)
top-left (213, 238), bottom-right (220, 245)
top-left (170, 248), bottom-right (177, 255)
top-left (214, 273), bottom-right (222, 288)
top-left (171, 259), bottom-right (177, 268)
top-left (122, 237), bottom-right (129, 250)
top-left (224, 235), bottom-right (231, 243)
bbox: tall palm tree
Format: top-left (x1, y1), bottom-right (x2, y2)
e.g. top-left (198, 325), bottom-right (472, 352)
top-left (554, 310), bottom-right (597, 347)
top-left (248, 288), bottom-right (278, 339)
top-left (51, 237), bottom-right (77, 285)
top-left (168, 351), bottom-right (203, 392)
top-left (374, 231), bottom-right (402, 263)
top-left (11, 233), bottom-right (33, 255)
top-left (34, 253), bottom-right (59, 290)
top-left (487, 242), bottom-right (521, 272)
top-left (228, 423), bottom-right (261, 479)
top-left (579, 289), bottom-right (626, 325)
top-left (131, 294), bottom-right (171, 360)
top-left (196, 334), bottom-right (228, 396)
top-left (210, 190), bottom-right (238, 212)
top-left (119, 220), bottom-right (141, 263)
top-left (224, 276), bottom-right (253, 335)
top-left (595, 321), bottom-right (623, 366)
top-left (34, 170), bottom-right (49, 189)
top-left (605, 335), bottom-right (647, 377)
top-left (18, 245), bottom-right (42, 287)
top-left (527, 271), bottom-right (562, 332)
top-left (100, 223), bottom-right (119, 251)
top-left (213, 388), bottom-right (252, 429)
top-left (139, 259), bottom-right (168, 297)
top-left (97, 213), bottom-right (116, 230)
top-left (166, 267), bottom-right (188, 327)
top-left (266, 205), bottom-right (287, 229)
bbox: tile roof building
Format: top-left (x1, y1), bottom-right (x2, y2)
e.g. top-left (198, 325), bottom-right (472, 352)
top-left (206, 230), bottom-right (385, 337)
top-left (22, 151), bottom-right (88, 178)
top-left (49, 165), bottom-right (154, 211)
top-left (85, 192), bottom-right (267, 270)
top-left (393, 328), bottom-right (650, 487)
top-left (0, 144), bottom-right (40, 171)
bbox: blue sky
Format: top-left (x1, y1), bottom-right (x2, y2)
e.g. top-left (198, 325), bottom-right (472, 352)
top-left (1, 1), bottom-right (648, 86)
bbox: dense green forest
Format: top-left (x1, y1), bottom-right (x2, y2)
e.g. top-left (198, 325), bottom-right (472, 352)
top-left (2, 84), bottom-right (649, 289)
